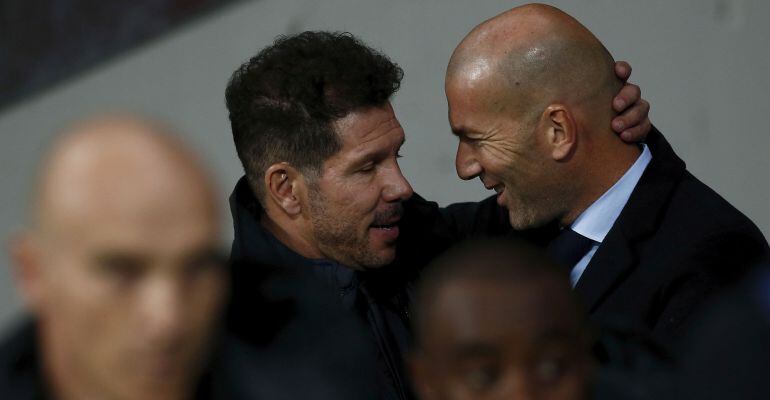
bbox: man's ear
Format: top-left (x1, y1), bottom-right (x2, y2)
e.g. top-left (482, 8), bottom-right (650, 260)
top-left (410, 355), bottom-right (439, 400)
top-left (264, 163), bottom-right (306, 216)
top-left (8, 232), bottom-right (44, 311)
top-left (541, 104), bottom-right (577, 161)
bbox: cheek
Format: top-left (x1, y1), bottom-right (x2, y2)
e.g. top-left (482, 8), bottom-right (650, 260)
top-left (446, 381), bottom-right (491, 400)
top-left (41, 266), bottom-right (132, 370)
top-left (552, 367), bottom-right (592, 399)
top-left (324, 178), bottom-right (381, 216)
top-left (184, 272), bottom-right (227, 332)
top-left (42, 257), bottom-right (121, 326)
top-left (478, 145), bottom-right (517, 177)
top-left (497, 156), bottom-right (544, 192)
top-left (547, 380), bottom-right (589, 400)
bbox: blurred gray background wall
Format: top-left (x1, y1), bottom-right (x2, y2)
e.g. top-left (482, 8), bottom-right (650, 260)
top-left (1, 0), bottom-right (768, 325)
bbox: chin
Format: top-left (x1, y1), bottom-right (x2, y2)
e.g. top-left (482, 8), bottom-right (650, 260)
top-left (139, 378), bottom-right (191, 400)
top-left (115, 382), bottom-right (184, 400)
top-left (360, 248), bottom-right (396, 269)
top-left (138, 389), bottom-right (188, 400)
top-left (507, 208), bottom-right (545, 230)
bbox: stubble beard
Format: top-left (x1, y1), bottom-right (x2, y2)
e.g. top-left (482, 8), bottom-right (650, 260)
top-left (506, 188), bottom-right (567, 231)
top-left (308, 189), bottom-right (394, 269)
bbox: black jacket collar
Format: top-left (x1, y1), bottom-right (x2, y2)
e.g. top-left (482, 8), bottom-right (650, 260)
top-left (574, 126), bottom-right (687, 311)
top-left (0, 320), bottom-right (48, 400)
top-left (229, 177), bottom-right (358, 295)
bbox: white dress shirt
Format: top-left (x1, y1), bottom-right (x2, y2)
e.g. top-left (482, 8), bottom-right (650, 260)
top-left (568, 145), bottom-right (652, 286)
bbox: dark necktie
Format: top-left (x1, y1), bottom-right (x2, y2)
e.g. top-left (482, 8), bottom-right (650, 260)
top-left (547, 228), bottom-right (595, 270)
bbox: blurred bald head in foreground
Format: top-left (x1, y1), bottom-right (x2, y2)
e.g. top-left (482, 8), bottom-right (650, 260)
top-left (447, 3), bottom-right (640, 229)
top-left (411, 238), bottom-right (594, 400)
top-left (9, 116), bottom-right (227, 400)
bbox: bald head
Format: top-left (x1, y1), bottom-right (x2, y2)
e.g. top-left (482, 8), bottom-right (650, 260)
top-left (447, 4), bottom-right (641, 231)
top-left (33, 116), bottom-right (218, 237)
top-left (447, 3), bottom-right (620, 124)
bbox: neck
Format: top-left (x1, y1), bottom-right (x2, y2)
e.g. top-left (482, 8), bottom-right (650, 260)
top-left (260, 208), bottom-right (324, 260)
top-left (560, 138), bottom-right (641, 226)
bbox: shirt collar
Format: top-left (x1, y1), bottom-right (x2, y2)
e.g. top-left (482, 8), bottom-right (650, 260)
top-left (571, 144), bottom-right (652, 243)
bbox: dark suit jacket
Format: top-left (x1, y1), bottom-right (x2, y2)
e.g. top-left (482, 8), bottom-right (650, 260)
top-left (570, 127), bottom-right (768, 347)
top-left (670, 266), bottom-right (770, 400)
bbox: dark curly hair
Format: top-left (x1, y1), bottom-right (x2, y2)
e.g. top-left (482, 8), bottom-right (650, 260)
top-left (225, 31), bottom-right (404, 202)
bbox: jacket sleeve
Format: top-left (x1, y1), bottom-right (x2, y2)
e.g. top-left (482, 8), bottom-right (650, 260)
top-left (402, 193), bottom-right (511, 242)
top-left (438, 195), bottom-right (513, 240)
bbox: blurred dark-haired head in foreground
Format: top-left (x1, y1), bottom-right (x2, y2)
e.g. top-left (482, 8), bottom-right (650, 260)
top-left (411, 238), bottom-right (594, 400)
top-left (2, 116), bottom-right (228, 399)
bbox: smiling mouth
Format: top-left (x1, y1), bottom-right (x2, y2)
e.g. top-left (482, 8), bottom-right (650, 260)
top-left (371, 217), bottom-right (400, 230)
top-left (371, 223), bottom-right (397, 230)
top-left (369, 220), bottom-right (401, 242)
top-left (484, 183), bottom-right (505, 194)
top-left (370, 204), bottom-right (404, 238)
top-left (486, 183), bottom-right (506, 207)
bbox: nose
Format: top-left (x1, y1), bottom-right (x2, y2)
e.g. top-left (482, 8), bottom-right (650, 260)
top-left (140, 276), bottom-right (184, 343)
top-left (382, 161), bottom-right (414, 202)
top-left (455, 139), bottom-right (482, 180)
top-left (497, 370), bottom-right (536, 400)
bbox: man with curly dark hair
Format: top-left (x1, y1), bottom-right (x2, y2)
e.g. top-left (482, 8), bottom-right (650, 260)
top-left (224, 31), bottom-right (651, 400)
top-left (227, 32), bottom-right (409, 270)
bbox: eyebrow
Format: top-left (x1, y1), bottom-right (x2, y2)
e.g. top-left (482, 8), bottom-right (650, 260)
top-left (352, 137), bottom-right (406, 164)
top-left (91, 251), bottom-right (150, 273)
top-left (450, 343), bottom-right (499, 360)
top-left (184, 246), bottom-right (228, 266)
top-left (93, 250), bottom-right (149, 264)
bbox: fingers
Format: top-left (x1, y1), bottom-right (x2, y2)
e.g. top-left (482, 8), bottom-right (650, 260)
top-left (613, 83), bottom-right (642, 113)
top-left (611, 61), bottom-right (649, 142)
top-left (619, 119), bottom-right (652, 143)
top-left (614, 61), bottom-right (632, 82)
top-left (613, 98), bottom-right (650, 132)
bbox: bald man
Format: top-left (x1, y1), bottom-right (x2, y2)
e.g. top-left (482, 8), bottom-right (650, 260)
top-left (445, 4), bottom-right (768, 347)
top-left (0, 117), bottom-right (229, 399)
top-left (411, 239), bottom-right (595, 400)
